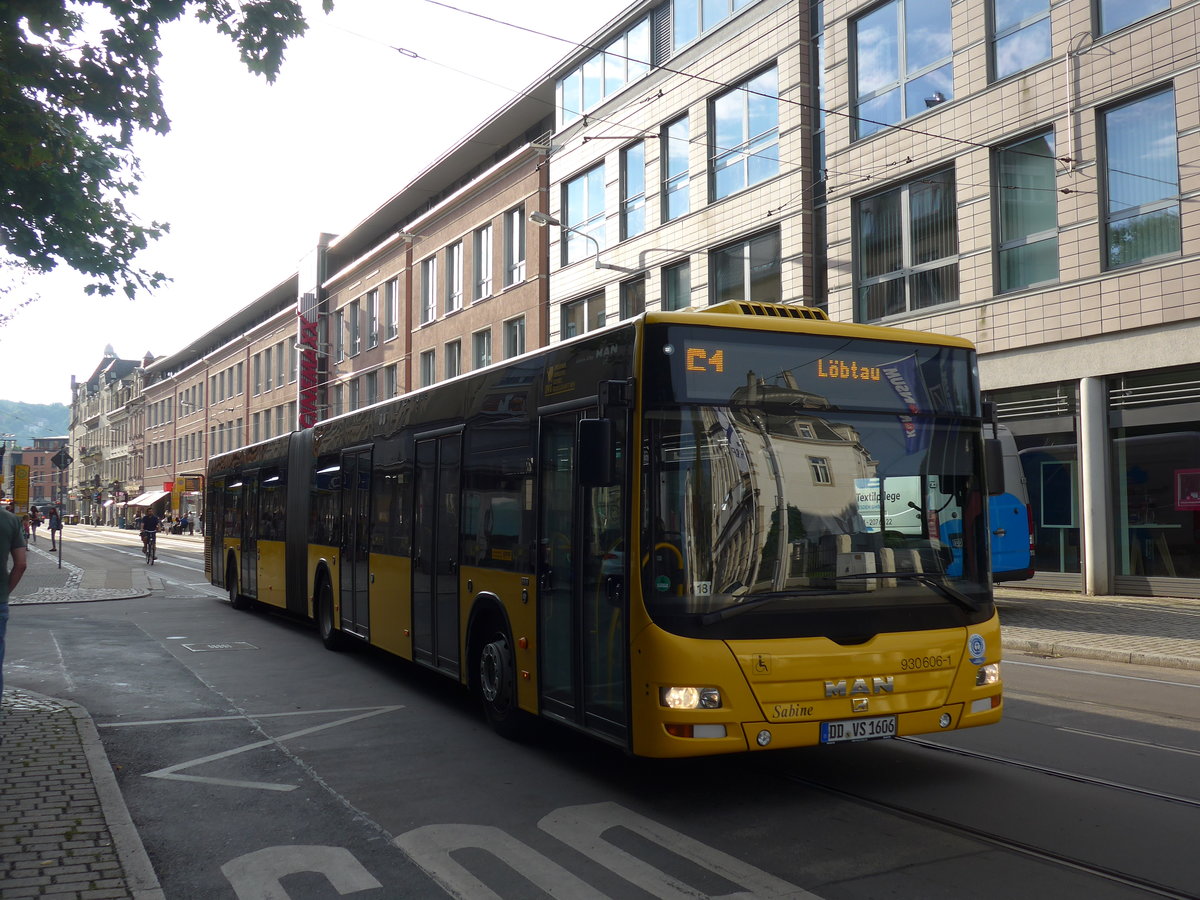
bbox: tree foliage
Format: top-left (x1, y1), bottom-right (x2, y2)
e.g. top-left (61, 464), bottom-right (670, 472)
top-left (0, 0), bottom-right (329, 299)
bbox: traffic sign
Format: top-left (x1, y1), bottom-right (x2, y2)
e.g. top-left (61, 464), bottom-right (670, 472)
top-left (52, 449), bottom-right (72, 470)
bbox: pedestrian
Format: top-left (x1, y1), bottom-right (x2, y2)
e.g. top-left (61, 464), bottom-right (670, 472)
top-left (28, 505), bottom-right (39, 544)
top-left (47, 506), bottom-right (62, 551)
top-left (1, 504), bottom-right (29, 702)
top-left (187, 514), bottom-right (195, 536)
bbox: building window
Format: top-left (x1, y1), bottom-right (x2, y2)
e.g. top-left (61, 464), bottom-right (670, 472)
top-left (348, 379), bottom-right (360, 412)
top-left (620, 277), bottom-right (645, 319)
top-left (620, 142), bottom-right (646, 240)
top-left (446, 240), bottom-right (464, 314)
top-left (349, 299), bottom-right (361, 356)
top-left (558, 17), bottom-right (650, 124)
top-left (853, 0), bottom-right (952, 140)
top-left (367, 288), bottom-right (379, 348)
top-left (385, 278), bottom-right (399, 340)
top-left (421, 257), bottom-right (437, 324)
top-left (809, 456), bottom-right (832, 485)
top-left (288, 341), bottom-right (298, 383)
top-left (673, 0), bottom-right (754, 51)
top-left (711, 230), bottom-right (780, 305)
top-left (662, 260), bottom-right (691, 310)
top-left (473, 224), bottom-right (493, 301)
top-left (419, 350), bottom-right (436, 388)
top-left (386, 364), bottom-right (398, 398)
top-left (334, 309), bottom-right (345, 361)
top-left (445, 340), bottom-right (461, 379)
top-left (264, 346), bottom-right (273, 391)
top-left (562, 292), bottom-right (605, 339)
top-left (996, 131), bottom-right (1058, 292)
top-left (563, 164), bottom-right (605, 264)
top-left (1102, 87), bottom-right (1180, 269)
top-left (365, 371), bottom-right (378, 406)
top-left (504, 316), bottom-right (525, 359)
top-left (503, 205), bottom-right (525, 286)
top-left (1100, 0), bottom-right (1167, 35)
top-left (276, 341), bottom-right (286, 387)
top-left (856, 168), bottom-right (958, 321)
top-left (472, 328), bottom-right (492, 369)
top-left (253, 353), bottom-right (262, 394)
top-left (991, 0), bottom-right (1050, 81)
top-left (711, 66), bottom-right (779, 200)
top-left (662, 115), bottom-right (691, 222)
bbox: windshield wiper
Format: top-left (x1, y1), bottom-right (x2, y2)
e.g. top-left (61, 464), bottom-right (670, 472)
top-left (833, 572), bottom-right (980, 612)
top-left (699, 591), bottom-right (810, 625)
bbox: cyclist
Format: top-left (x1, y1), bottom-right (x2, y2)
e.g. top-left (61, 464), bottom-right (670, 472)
top-left (141, 510), bottom-right (161, 560)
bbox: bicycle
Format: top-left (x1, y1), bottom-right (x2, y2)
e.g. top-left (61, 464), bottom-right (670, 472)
top-left (142, 529), bottom-right (156, 565)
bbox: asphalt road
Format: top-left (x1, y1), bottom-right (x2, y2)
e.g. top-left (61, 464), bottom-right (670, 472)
top-left (8, 530), bottom-right (1200, 899)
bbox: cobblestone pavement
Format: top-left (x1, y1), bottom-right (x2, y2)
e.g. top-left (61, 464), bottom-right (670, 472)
top-left (0, 691), bottom-right (162, 900)
top-left (1, 536), bottom-right (1198, 898)
top-left (997, 586), bottom-right (1200, 671)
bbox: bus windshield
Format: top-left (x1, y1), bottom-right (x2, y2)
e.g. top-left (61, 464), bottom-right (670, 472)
top-left (640, 326), bottom-right (992, 640)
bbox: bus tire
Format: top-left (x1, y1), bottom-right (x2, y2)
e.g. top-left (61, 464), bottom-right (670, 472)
top-left (228, 564), bottom-right (250, 611)
top-left (478, 627), bottom-right (522, 739)
top-left (317, 578), bottom-right (342, 651)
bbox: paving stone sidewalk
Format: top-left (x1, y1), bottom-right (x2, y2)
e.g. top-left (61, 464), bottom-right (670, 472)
top-left (0, 691), bottom-right (162, 900)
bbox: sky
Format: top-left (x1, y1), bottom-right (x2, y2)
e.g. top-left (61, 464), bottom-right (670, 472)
top-left (0, 0), bottom-right (629, 410)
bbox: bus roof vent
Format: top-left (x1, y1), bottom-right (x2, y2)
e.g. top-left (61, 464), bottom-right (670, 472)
top-left (712, 301), bottom-right (829, 320)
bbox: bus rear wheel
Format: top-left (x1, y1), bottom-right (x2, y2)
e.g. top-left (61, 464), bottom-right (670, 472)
top-left (317, 579), bottom-right (342, 651)
top-left (479, 629), bottom-right (521, 738)
top-left (228, 567), bottom-right (250, 611)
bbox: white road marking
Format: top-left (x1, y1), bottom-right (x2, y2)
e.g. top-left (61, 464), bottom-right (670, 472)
top-left (222, 845), bottom-right (382, 899)
top-left (142, 706), bottom-right (402, 791)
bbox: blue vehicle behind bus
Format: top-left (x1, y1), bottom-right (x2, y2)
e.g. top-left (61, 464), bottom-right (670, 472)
top-left (987, 423), bottom-right (1034, 582)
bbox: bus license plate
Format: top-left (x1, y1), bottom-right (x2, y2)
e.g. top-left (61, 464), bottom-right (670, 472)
top-left (820, 715), bottom-right (897, 744)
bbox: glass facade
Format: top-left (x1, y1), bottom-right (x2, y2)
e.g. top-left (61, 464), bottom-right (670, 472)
top-left (857, 168), bottom-right (958, 321)
top-left (854, 0), bottom-right (953, 139)
top-left (996, 131), bottom-right (1058, 292)
top-left (1103, 88), bottom-right (1180, 269)
top-left (711, 67), bottom-right (779, 200)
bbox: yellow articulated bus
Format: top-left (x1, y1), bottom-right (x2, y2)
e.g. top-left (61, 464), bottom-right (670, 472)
top-left (205, 301), bottom-right (1004, 758)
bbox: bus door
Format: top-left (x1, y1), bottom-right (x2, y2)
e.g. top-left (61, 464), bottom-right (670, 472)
top-left (241, 470), bottom-right (259, 600)
top-left (339, 446), bottom-right (372, 640)
top-left (412, 429), bottom-right (462, 674)
top-left (537, 408), bottom-right (628, 742)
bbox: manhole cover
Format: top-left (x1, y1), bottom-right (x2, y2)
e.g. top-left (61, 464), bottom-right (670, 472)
top-left (182, 642), bottom-right (259, 652)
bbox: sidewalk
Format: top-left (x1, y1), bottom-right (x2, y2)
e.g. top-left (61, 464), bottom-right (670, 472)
top-left (2, 549), bottom-right (1198, 900)
top-left (2, 543), bottom-right (164, 900)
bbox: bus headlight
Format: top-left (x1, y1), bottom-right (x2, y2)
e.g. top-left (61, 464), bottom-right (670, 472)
top-left (660, 687), bottom-right (722, 709)
top-left (976, 663), bottom-right (1000, 686)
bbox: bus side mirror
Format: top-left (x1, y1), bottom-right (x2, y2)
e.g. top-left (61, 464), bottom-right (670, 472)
top-left (578, 418), bottom-right (616, 487)
top-left (984, 438), bottom-right (1005, 496)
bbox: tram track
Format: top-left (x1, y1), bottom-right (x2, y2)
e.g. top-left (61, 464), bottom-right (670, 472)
top-left (773, 733), bottom-right (1200, 899)
top-left (781, 765), bottom-right (1195, 898)
top-left (897, 735), bottom-right (1200, 809)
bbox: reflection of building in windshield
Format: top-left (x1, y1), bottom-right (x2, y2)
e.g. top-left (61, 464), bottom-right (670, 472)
top-left (660, 371), bottom-right (879, 596)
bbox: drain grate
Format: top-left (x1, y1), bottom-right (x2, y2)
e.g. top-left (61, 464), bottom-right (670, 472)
top-left (182, 642), bottom-right (259, 652)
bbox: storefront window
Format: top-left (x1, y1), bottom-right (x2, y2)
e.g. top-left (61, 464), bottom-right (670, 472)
top-left (988, 383), bottom-right (1081, 579)
top-left (1109, 366), bottom-right (1200, 581)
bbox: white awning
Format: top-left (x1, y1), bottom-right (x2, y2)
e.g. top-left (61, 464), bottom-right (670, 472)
top-left (127, 490), bottom-right (170, 507)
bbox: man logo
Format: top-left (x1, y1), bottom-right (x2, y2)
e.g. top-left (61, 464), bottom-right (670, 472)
top-left (824, 676), bottom-right (894, 697)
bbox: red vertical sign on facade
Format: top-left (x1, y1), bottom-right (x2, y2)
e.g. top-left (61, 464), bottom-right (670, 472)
top-left (298, 311), bottom-right (320, 429)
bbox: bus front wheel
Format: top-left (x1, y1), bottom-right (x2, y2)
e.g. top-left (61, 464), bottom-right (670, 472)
top-left (317, 579), bottom-right (342, 651)
top-left (479, 629), bottom-right (521, 738)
